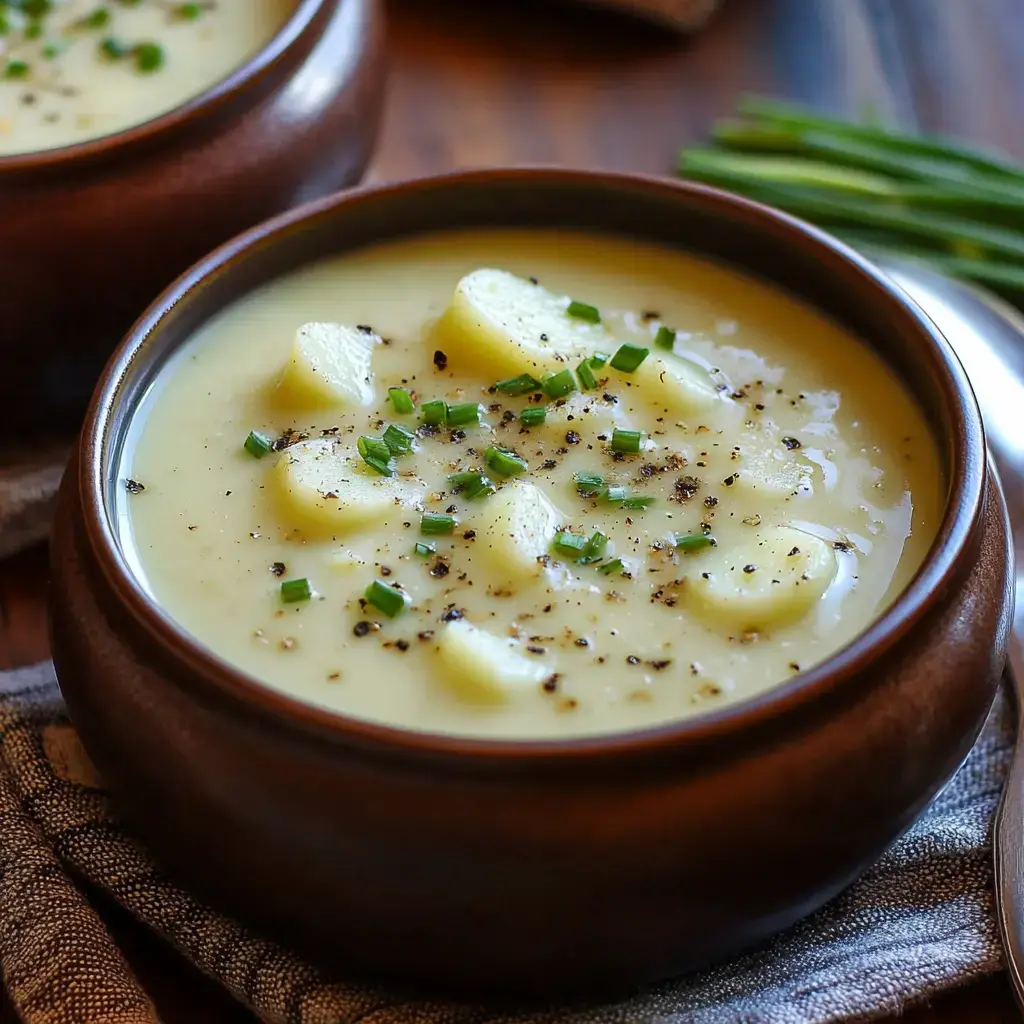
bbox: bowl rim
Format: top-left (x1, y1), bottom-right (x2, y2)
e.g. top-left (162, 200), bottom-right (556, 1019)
top-left (0, 0), bottom-right (330, 174)
top-left (77, 167), bottom-right (988, 764)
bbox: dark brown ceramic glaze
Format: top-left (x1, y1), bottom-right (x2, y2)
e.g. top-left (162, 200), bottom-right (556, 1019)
top-left (48, 170), bottom-right (1012, 998)
top-left (1, 0), bottom-right (384, 437)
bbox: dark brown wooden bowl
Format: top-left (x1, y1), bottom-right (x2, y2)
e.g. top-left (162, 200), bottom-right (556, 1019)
top-left (48, 169), bottom-right (1013, 999)
top-left (2, 0), bottom-right (384, 437)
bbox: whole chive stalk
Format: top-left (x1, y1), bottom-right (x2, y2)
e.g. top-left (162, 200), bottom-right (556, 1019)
top-left (520, 406), bottom-right (546, 427)
top-left (388, 387), bottom-right (415, 415)
top-left (243, 430), bottom-right (273, 458)
top-left (566, 299), bottom-right (601, 323)
top-left (414, 541), bottom-right (435, 558)
top-left (446, 402), bottom-right (482, 427)
top-left (365, 578), bottom-right (407, 618)
top-left (576, 358), bottom-right (599, 391)
top-left (574, 471), bottom-right (604, 497)
top-left (280, 578), bottom-right (312, 603)
top-left (421, 400), bottom-right (447, 426)
top-left (420, 512), bottom-right (457, 535)
top-left (484, 445), bottom-right (528, 477)
top-left (382, 423), bottom-right (415, 456)
top-left (357, 435), bottom-right (393, 476)
top-left (448, 471), bottom-right (496, 501)
top-left (609, 343), bottom-right (650, 373)
top-left (540, 369), bottom-right (577, 399)
top-left (598, 557), bottom-right (625, 576)
top-left (654, 326), bottom-right (676, 350)
top-left (610, 429), bottom-right (644, 454)
top-left (495, 373), bottom-right (541, 396)
top-left (675, 533), bottom-right (715, 553)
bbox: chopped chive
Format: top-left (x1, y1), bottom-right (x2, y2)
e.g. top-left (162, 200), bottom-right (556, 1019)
top-left (357, 435), bottom-right (394, 476)
top-left (574, 471), bottom-right (604, 497)
top-left (520, 406), bottom-right (547, 427)
top-left (280, 578), bottom-right (312, 603)
top-left (100, 36), bottom-right (129, 59)
top-left (388, 387), bottom-right (415, 415)
top-left (3, 59), bottom-right (29, 79)
top-left (566, 300), bottom-right (601, 324)
top-left (80, 7), bottom-right (111, 29)
top-left (484, 445), bottom-right (528, 477)
top-left (603, 485), bottom-right (629, 503)
top-left (620, 496), bottom-right (655, 510)
top-left (414, 541), bottom-right (435, 558)
top-left (382, 423), bottom-right (415, 456)
top-left (446, 402), bottom-right (481, 427)
top-left (675, 533), bottom-right (715, 553)
top-left (609, 344), bottom-right (650, 373)
top-left (576, 358), bottom-right (598, 391)
top-left (495, 373), bottom-right (541, 396)
top-left (448, 471), bottom-right (496, 501)
top-left (598, 558), bottom-right (625, 576)
top-left (134, 41), bottom-right (164, 73)
top-left (25, 20), bottom-right (42, 39)
top-left (610, 428), bottom-right (644, 453)
top-left (421, 400), bottom-right (447, 426)
top-left (243, 430), bottom-right (273, 458)
top-left (553, 531), bottom-right (589, 557)
top-left (365, 578), bottom-right (407, 618)
top-left (577, 531), bottom-right (609, 564)
top-left (540, 369), bottom-right (577, 399)
top-left (421, 512), bottom-right (457, 535)
top-left (175, 1), bottom-right (204, 18)
top-left (654, 326), bottom-right (677, 351)
top-left (589, 352), bottom-right (610, 368)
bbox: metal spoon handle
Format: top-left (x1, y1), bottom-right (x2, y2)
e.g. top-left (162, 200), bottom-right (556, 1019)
top-left (994, 631), bottom-right (1024, 1012)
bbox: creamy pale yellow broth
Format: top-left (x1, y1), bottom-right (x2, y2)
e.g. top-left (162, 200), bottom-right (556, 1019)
top-left (0, 0), bottom-right (293, 155)
top-left (122, 230), bottom-right (943, 739)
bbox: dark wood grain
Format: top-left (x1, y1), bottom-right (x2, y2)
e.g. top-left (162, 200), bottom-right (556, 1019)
top-left (5, 0), bottom-right (1024, 1018)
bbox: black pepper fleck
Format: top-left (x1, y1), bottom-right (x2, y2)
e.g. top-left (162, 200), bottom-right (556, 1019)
top-left (433, 349), bottom-right (448, 370)
top-left (353, 621), bottom-right (372, 637)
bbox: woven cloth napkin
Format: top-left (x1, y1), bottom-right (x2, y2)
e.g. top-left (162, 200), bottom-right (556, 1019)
top-left (0, 465), bottom-right (1014, 1024)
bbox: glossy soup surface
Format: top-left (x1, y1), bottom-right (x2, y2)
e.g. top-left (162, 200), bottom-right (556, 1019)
top-left (121, 229), bottom-right (943, 739)
top-left (0, 0), bottom-right (293, 155)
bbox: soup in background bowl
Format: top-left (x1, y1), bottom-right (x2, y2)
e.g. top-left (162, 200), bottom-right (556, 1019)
top-left (49, 170), bottom-right (1010, 996)
top-left (121, 228), bottom-right (943, 739)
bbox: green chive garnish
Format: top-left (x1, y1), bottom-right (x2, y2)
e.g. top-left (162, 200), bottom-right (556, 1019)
top-left (577, 531), bottom-right (609, 564)
top-left (610, 428), bottom-right (644, 453)
top-left (576, 358), bottom-right (598, 391)
top-left (421, 400), bottom-right (447, 426)
top-left (243, 430), bottom-right (273, 458)
top-left (382, 423), bottom-right (415, 456)
top-left (280, 578), bottom-right (312, 603)
top-left (421, 512), bottom-right (457, 535)
top-left (654, 326), bottom-right (676, 351)
top-left (495, 373), bottom-right (541, 396)
top-left (99, 37), bottom-right (129, 59)
top-left (365, 578), bottom-right (407, 618)
top-left (357, 435), bottom-right (393, 476)
top-left (574, 471), bottom-right (604, 497)
top-left (414, 541), bottom-right (435, 558)
top-left (520, 406), bottom-right (546, 427)
top-left (609, 344), bottom-right (650, 373)
top-left (484, 446), bottom-right (528, 477)
top-left (80, 7), bottom-right (111, 29)
top-left (566, 300), bottom-right (601, 324)
top-left (553, 531), bottom-right (588, 557)
top-left (620, 496), bottom-right (655, 510)
top-left (446, 402), bottom-right (481, 427)
top-left (3, 59), bottom-right (29, 79)
top-left (134, 41), bottom-right (164, 73)
top-left (598, 558), bottom-right (625, 576)
top-left (448, 472), bottom-right (496, 501)
top-left (388, 387), bottom-right (415, 415)
top-left (589, 352), bottom-right (610, 368)
top-left (604, 485), bottom-right (628, 502)
top-left (540, 369), bottom-right (577, 400)
top-left (176, 1), bottom-right (204, 18)
top-left (675, 533), bottom-right (715, 553)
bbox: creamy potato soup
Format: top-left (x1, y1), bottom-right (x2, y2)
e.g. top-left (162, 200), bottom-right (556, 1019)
top-left (0, 0), bottom-right (293, 155)
top-left (121, 230), bottom-right (943, 739)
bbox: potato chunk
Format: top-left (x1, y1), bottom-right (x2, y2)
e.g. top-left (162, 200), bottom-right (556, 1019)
top-left (277, 323), bottom-right (379, 408)
top-left (274, 437), bottom-right (422, 535)
top-left (471, 481), bottom-right (564, 586)
top-left (686, 526), bottom-right (837, 631)
top-left (732, 440), bottom-right (811, 499)
top-left (435, 269), bottom-right (611, 378)
top-left (609, 353), bottom-right (719, 417)
top-left (434, 619), bottom-right (551, 704)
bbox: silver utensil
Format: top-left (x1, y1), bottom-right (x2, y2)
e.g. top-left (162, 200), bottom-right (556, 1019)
top-left (874, 257), bottom-right (1024, 1012)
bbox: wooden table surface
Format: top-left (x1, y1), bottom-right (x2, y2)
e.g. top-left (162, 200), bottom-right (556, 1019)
top-left (7, 0), bottom-right (1024, 1019)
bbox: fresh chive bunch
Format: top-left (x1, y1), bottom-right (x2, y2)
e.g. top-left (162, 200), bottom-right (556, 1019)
top-left (678, 95), bottom-right (1024, 306)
